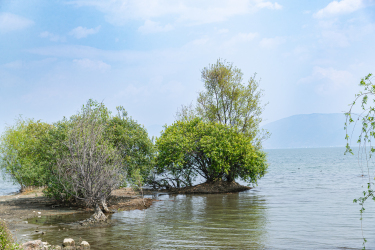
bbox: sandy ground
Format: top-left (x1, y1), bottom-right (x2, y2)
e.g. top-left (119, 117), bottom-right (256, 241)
top-left (0, 188), bottom-right (155, 234)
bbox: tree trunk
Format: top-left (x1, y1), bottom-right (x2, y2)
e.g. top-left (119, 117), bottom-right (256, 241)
top-left (91, 203), bottom-right (107, 222)
top-left (226, 174), bottom-right (234, 183)
top-left (101, 198), bottom-right (112, 213)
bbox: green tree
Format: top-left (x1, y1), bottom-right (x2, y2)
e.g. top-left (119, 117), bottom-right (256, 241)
top-left (0, 117), bottom-right (51, 190)
top-left (154, 118), bottom-right (267, 188)
top-left (55, 100), bottom-right (123, 221)
top-left (177, 59), bottom-right (268, 148)
top-left (41, 100), bottom-right (155, 212)
top-left (105, 106), bottom-right (155, 186)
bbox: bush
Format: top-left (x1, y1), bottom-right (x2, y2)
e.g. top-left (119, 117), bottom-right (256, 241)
top-left (0, 118), bottom-right (51, 191)
top-left (154, 118), bottom-right (268, 188)
top-left (0, 220), bottom-right (21, 250)
top-left (106, 106), bottom-right (155, 186)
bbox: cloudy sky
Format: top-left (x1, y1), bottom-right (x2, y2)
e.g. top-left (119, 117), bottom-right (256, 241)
top-left (1, 0), bottom-right (375, 137)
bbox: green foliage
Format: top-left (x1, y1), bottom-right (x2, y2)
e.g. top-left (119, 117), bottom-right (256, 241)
top-left (155, 118), bottom-right (268, 188)
top-left (41, 118), bottom-right (79, 201)
top-left (40, 100), bottom-right (155, 201)
top-left (106, 106), bottom-right (155, 186)
top-left (0, 99), bottom-right (155, 203)
top-left (0, 117), bottom-right (52, 190)
top-left (54, 100), bottom-right (124, 207)
top-left (0, 220), bottom-right (21, 250)
top-left (177, 59), bottom-right (268, 148)
top-left (345, 73), bottom-right (374, 250)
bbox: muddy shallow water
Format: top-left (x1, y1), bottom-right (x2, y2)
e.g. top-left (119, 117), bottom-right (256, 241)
top-left (11, 147), bottom-right (375, 249)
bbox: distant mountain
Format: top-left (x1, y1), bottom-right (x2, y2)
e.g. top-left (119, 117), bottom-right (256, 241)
top-left (261, 113), bottom-right (360, 149)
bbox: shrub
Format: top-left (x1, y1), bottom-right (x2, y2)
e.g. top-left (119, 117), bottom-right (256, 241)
top-left (0, 220), bottom-right (21, 250)
top-left (154, 118), bottom-right (268, 188)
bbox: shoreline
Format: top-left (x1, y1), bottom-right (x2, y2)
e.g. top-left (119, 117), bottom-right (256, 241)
top-left (0, 187), bottom-right (155, 245)
top-left (144, 180), bottom-right (252, 195)
top-left (1, 182), bottom-right (251, 246)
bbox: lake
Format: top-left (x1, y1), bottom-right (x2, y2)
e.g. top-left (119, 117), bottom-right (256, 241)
top-left (9, 147), bottom-right (375, 249)
top-left (0, 170), bottom-right (19, 196)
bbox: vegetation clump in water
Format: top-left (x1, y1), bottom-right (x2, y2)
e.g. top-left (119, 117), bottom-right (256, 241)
top-left (150, 59), bottom-right (268, 190)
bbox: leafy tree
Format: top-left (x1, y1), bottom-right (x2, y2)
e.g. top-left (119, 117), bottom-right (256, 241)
top-left (177, 59), bottom-right (268, 148)
top-left (42, 118), bottom-right (75, 201)
top-left (56, 100), bottom-right (123, 221)
top-left (0, 118), bottom-right (51, 190)
top-left (345, 73), bottom-right (375, 249)
top-left (41, 101), bottom-right (155, 203)
top-left (105, 106), bottom-right (155, 186)
top-left (154, 118), bottom-right (267, 188)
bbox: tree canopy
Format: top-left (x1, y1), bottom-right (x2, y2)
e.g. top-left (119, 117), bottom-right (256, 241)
top-left (105, 106), bottom-right (155, 186)
top-left (154, 118), bottom-right (268, 188)
top-left (0, 100), bottom-right (155, 221)
top-left (56, 100), bottom-right (123, 220)
top-left (0, 118), bottom-right (51, 190)
top-left (177, 59), bottom-right (268, 148)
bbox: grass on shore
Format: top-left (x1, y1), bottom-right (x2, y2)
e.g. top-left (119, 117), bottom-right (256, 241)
top-left (0, 220), bottom-right (21, 250)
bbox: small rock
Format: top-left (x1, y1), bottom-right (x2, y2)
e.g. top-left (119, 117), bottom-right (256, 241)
top-left (62, 238), bottom-right (75, 247)
top-left (80, 241), bottom-right (90, 250)
top-left (41, 242), bottom-right (50, 250)
top-left (22, 240), bottom-right (44, 250)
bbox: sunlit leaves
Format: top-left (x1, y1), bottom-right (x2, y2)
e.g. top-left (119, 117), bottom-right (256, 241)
top-left (0, 117), bottom-right (52, 189)
top-left (155, 118), bottom-right (268, 188)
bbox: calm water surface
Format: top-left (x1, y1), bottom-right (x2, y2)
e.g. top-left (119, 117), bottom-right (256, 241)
top-left (0, 170), bottom-right (19, 195)
top-left (14, 147), bottom-right (375, 249)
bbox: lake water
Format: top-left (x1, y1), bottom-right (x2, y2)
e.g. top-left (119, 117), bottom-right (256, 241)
top-left (11, 147), bottom-right (375, 249)
top-left (0, 170), bottom-right (20, 196)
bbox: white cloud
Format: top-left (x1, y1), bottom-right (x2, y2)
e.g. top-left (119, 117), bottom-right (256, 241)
top-left (68, 0), bottom-right (282, 26)
top-left (69, 26), bottom-right (101, 39)
top-left (299, 66), bottom-right (355, 94)
top-left (255, 0), bottom-right (282, 9)
top-left (0, 13), bottom-right (34, 33)
top-left (259, 36), bottom-right (286, 49)
top-left (320, 30), bottom-right (350, 47)
top-left (230, 32), bottom-right (259, 43)
top-left (219, 32), bottom-right (259, 53)
top-left (73, 58), bottom-right (111, 71)
top-left (217, 28), bottom-right (229, 34)
top-left (2, 58), bottom-right (57, 70)
top-left (138, 20), bottom-right (173, 34)
top-left (314, 0), bottom-right (366, 18)
top-left (40, 31), bottom-right (66, 42)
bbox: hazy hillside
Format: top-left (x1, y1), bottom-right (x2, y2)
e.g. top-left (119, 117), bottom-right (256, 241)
top-left (262, 113), bottom-right (360, 149)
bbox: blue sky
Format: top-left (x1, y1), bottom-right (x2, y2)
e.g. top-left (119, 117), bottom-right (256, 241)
top-left (1, 0), bottom-right (375, 137)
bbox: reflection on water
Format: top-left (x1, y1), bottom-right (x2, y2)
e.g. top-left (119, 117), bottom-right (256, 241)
top-left (18, 147), bottom-right (375, 249)
top-left (22, 193), bottom-right (267, 249)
